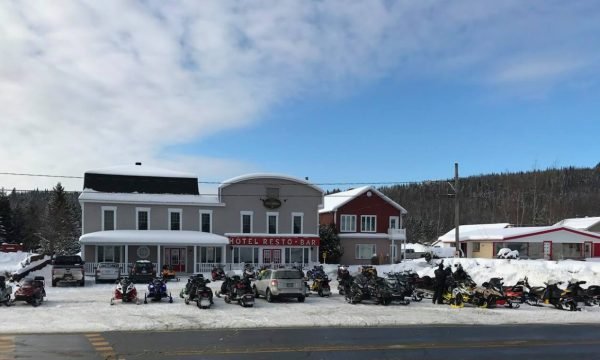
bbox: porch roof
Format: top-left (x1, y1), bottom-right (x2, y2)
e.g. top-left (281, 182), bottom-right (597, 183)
top-left (79, 230), bottom-right (229, 246)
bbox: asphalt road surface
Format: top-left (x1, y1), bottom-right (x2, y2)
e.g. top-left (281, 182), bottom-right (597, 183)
top-left (3, 324), bottom-right (600, 360)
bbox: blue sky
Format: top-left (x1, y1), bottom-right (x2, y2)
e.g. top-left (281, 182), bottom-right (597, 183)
top-left (0, 1), bottom-right (599, 191)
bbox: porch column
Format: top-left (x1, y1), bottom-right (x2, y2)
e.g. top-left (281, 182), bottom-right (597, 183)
top-left (95, 245), bottom-right (98, 263)
top-left (124, 245), bottom-right (129, 274)
top-left (193, 246), bottom-right (197, 274)
top-left (80, 244), bottom-right (85, 261)
top-left (221, 245), bottom-right (226, 265)
top-left (157, 245), bottom-right (161, 272)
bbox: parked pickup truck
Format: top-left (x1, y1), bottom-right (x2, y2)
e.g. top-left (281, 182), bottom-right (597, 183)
top-left (52, 255), bottom-right (85, 287)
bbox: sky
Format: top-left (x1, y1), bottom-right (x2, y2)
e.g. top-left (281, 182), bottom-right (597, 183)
top-left (1, 1), bottom-right (599, 194)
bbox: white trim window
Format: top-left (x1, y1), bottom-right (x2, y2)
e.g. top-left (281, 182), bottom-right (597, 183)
top-left (136, 207), bottom-right (150, 230)
top-left (241, 211), bottom-right (253, 234)
top-left (389, 216), bottom-right (400, 230)
top-left (168, 208), bottom-right (182, 231)
top-left (199, 210), bottom-right (213, 233)
top-left (292, 212), bottom-right (304, 234)
top-left (101, 206), bottom-right (117, 231)
top-left (340, 215), bottom-right (356, 232)
top-left (267, 212), bottom-right (279, 234)
top-left (356, 244), bottom-right (376, 260)
top-left (361, 215), bottom-right (376, 233)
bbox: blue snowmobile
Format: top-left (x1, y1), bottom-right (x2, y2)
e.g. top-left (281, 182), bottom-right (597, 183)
top-left (144, 277), bottom-right (173, 304)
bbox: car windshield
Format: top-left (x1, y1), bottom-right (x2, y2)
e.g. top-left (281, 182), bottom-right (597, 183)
top-left (274, 270), bottom-right (303, 279)
top-left (54, 256), bottom-right (83, 265)
top-left (135, 263), bottom-right (153, 271)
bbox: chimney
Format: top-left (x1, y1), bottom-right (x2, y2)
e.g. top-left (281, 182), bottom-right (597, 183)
top-left (135, 162), bottom-right (142, 166)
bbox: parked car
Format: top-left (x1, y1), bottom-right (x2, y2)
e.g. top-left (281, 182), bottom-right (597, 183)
top-left (52, 255), bottom-right (85, 287)
top-left (253, 268), bottom-right (306, 302)
top-left (130, 260), bottom-right (156, 283)
top-left (95, 262), bottom-right (121, 283)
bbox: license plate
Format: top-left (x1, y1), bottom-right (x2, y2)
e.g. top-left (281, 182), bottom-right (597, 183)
top-left (287, 283), bottom-right (294, 288)
top-left (200, 299), bottom-right (210, 307)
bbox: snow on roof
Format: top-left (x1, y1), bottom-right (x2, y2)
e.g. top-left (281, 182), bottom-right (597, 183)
top-left (554, 217), bottom-right (600, 230)
top-left (438, 223), bottom-right (511, 242)
top-left (439, 225), bottom-right (600, 242)
top-left (85, 164), bottom-right (197, 179)
top-left (219, 173), bottom-right (324, 194)
top-left (79, 191), bottom-right (222, 205)
top-left (80, 230), bottom-right (229, 245)
top-left (319, 186), bottom-right (407, 214)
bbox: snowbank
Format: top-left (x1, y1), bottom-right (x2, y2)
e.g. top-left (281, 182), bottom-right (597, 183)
top-left (0, 252), bottom-right (30, 274)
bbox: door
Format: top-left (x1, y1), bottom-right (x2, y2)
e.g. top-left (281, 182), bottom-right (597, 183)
top-left (594, 244), bottom-right (600, 258)
top-left (584, 242), bottom-right (593, 258)
top-left (262, 249), bottom-right (282, 264)
top-left (543, 241), bottom-right (552, 260)
top-left (164, 248), bottom-right (186, 272)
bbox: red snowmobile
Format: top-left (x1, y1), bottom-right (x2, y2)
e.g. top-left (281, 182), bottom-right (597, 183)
top-left (110, 277), bottom-right (140, 305)
top-left (13, 276), bottom-right (46, 307)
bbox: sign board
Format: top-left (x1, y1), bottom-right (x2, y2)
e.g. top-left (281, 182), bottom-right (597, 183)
top-left (228, 236), bottom-right (320, 247)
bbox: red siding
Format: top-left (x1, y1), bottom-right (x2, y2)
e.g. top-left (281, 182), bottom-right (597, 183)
top-left (319, 212), bottom-right (335, 226)
top-left (335, 191), bottom-right (402, 233)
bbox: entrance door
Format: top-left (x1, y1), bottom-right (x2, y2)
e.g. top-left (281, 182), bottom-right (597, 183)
top-left (543, 241), bottom-right (552, 260)
top-left (263, 249), bottom-right (282, 264)
top-left (584, 242), bottom-right (593, 258)
top-left (164, 248), bottom-right (186, 272)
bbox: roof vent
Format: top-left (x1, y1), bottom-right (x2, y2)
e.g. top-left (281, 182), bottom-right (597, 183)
top-left (135, 162), bottom-right (142, 166)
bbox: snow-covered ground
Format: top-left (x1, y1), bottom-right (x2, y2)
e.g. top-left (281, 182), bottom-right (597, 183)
top-left (3, 256), bottom-right (600, 334)
top-left (0, 251), bottom-right (30, 274)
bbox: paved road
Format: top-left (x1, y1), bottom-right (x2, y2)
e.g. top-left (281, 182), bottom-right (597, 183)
top-left (3, 324), bottom-right (600, 360)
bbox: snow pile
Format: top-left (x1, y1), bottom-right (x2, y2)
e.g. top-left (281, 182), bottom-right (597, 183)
top-left (0, 251), bottom-right (30, 274)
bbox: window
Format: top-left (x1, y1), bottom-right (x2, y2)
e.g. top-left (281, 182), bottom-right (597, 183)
top-left (472, 242), bottom-right (481, 252)
top-left (241, 211), bottom-right (253, 233)
top-left (389, 216), bottom-right (399, 230)
top-left (356, 244), bottom-right (376, 260)
top-left (97, 246), bottom-right (121, 262)
top-left (267, 212), bottom-right (279, 234)
top-left (361, 215), bottom-right (376, 232)
top-left (285, 248), bottom-right (306, 264)
top-left (199, 210), bottom-right (212, 233)
top-left (101, 206), bottom-right (116, 231)
top-left (168, 209), bottom-right (182, 231)
top-left (292, 212), bottom-right (303, 234)
top-left (136, 208), bottom-right (150, 230)
top-left (266, 187), bottom-right (280, 199)
top-left (232, 247), bottom-right (259, 264)
top-left (200, 247), bottom-right (222, 263)
top-left (340, 215), bottom-right (356, 232)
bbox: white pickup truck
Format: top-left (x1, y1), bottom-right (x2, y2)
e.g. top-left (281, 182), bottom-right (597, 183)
top-left (52, 255), bottom-right (85, 287)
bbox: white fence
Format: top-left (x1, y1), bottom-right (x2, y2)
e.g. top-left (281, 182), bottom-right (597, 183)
top-left (86, 262), bottom-right (319, 276)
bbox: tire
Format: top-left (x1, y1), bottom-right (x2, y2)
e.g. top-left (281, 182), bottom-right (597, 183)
top-left (95, 278), bottom-right (100, 284)
top-left (318, 289), bottom-right (323, 297)
top-left (52, 280), bottom-right (57, 287)
top-left (185, 297), bottom-right (190, 305)
top-left (266, 289), bottom-right (273, 303)
top-left (224, 295), bottom-right (231, 304)
top-left (298, 295), bottom-right (305, 303)
top-left (454, 294), bottom-right (464, 307)
top-left (253, 286), bottom-right (260, 299)
top-left (413, 292), bottom-right (424, 302)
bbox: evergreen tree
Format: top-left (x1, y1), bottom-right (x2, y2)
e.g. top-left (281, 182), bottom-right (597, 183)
top-left (41, 183), bottom-right (80, 255)
top-left (318, 223), bottom-right (343, 263)
top-left (0, 191), bottom-right (13, 243)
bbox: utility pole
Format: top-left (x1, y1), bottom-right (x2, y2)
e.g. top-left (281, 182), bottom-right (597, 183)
top-left (454, 162), bottom-right (460, 257)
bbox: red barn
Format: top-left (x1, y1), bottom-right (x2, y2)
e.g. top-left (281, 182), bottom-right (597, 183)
top-left (319, 186), bottom-right (407, 265)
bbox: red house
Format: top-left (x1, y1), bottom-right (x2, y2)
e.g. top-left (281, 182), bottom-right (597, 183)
top-left (319, 186), bottom-right (407, 265)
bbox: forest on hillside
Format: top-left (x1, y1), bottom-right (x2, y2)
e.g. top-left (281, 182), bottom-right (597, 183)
top-left (380, 165), bottom-right (600, 244)
top-left (2, 166), bottom-right (600, 251)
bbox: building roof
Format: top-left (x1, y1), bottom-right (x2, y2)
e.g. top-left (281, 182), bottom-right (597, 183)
top-left (79, 191), bottom-right (222, 205)
top-left (554, 217), bottom-right (600, 230)
top-left (439, 225), bottom-right (600, 242)
top-left (79, 230), bottom-right (229, 245)
top-left (85, 164), bottom-right (197, 178)
top-left (319, 186), bottom-right (407, 214)
top-left (438, 223), bottom-right (511, 242)
top-left (219, 173), bottom-right (324, 194)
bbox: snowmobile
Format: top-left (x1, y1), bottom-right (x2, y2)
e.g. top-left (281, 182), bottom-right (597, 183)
top-left (180, 274), bottom-right (206, 299)
top-left (0, 276), bottom-right (12, 306)
top-left (144, 277), bottom-right (173, 304)
top-left (522, 277), bottom-right (547, 306)
top-left (13, 276), bottom-right (46, 307)
top-left (306, 265), bottom-right (326, 281)
top-left (345, 274), bottom-right (392, 305)
top-left (195, 278), bottom-right (214, 309)
top-left (585, 284), bottom-right (600, 305)
top-left (482, 278), bottom-right (520, 309)
top-left (384, 272), bottom-right (414, 305)
top-left (216, 272), bottom-right (254, 307)
top-left (211, 266), bottom-right (225, 281)
top-left (560, 280), bottom-right (590, 311)
top-left (542, 280), bottom-right (564, 309)
top-left (310, 273), bottom-right (331, 297)
top-left (161, 265), bottom-right (179, 282)
top-left (110, 277), bottom-right (140, 305)
top-left (337, 265), bottom-right (351, 295)
top-left (360, 265), bottom-right (378, 279)
top-left (502, 279), bottom-right (527, 304)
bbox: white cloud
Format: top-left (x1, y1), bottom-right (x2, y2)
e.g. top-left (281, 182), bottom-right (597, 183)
top-left (0, 1), bottom-right (599, 191)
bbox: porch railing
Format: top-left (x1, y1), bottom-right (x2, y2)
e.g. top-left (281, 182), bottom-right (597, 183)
top-left (85, 262), bottom-right (156, 276)
top-left (193, 262), bottom-right (320, 274)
